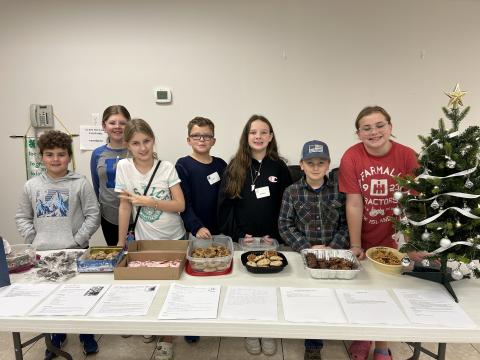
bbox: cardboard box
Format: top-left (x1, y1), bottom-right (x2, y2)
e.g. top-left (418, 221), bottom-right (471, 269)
top-left (114, 250), bottom-right (186, 280)
top-left (128, 240), bottom-right (189, 253)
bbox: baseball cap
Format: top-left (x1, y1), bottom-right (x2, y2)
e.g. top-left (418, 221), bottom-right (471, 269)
top-left (301, 140), bottom-right (330, 161)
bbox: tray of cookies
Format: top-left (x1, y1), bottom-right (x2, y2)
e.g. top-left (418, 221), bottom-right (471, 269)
top-left (241, 250), bottom-right (288, 273)
top-left (301, 249), bottom-right (361, 280)
top-left (77, 246), bottom-right (124, 273)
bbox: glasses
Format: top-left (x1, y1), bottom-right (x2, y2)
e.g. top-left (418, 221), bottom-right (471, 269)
top-left (189, 134), bottom-right (214, 141)
top-left (358, 122), bottom-right (389, 133)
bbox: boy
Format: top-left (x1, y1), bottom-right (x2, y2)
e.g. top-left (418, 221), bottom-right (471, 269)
top-left (175, 117), bottom-right (226, 344)
top-left (15, 130), bottom-right (100, 359)
top-left (278, 140), bottom-right (349, 360)
top-left (175, 117), bottom-right (227, 239)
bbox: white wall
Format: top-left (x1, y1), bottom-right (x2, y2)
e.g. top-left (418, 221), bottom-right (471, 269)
top-left (2, 0), bottom-right (480, 244)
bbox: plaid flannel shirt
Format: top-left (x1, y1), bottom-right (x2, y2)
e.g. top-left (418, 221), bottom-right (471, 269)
top-left (278, 172), bottom-right (349, 252)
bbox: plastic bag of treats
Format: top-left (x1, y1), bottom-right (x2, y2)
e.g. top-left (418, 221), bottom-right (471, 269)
top-left (36, 250), bottom-right (84, 281)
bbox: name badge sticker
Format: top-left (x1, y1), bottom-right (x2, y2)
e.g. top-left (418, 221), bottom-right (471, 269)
top-left (207, 171), bottom-right (221, 185)
top-left (255, 186), bottom-right (270, 199)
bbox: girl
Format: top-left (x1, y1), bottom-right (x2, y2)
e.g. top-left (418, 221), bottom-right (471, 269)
top-left (339, 106), bottom-right (418, 360)
top-left (115, 118), bottom-right (185, 360)
top-left (90, 105), bottom-right (131, 246)
top-left (218, 114), bottom-right (292, 356)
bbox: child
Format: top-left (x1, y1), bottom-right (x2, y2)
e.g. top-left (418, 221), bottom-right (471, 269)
top-left (90, 105), bottom-right (131, 246)
top-left (115, 118), bottom-right (185, 360)
top-left (176, 116), bottom-right (227, 239)
top-left (339, 106), bottom-right (418, 360)
top-left (175, 116), bottom-right (226, 344)
top-left (279, 140), bottom-right (348, 360)
top-left (15, 130), bottom-right (100, 359)
top-left (218, 114), bottom-right (292, 356)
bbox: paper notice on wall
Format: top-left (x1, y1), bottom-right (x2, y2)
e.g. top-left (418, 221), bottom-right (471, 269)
top-left (80, 125), bottom-right (107, 150)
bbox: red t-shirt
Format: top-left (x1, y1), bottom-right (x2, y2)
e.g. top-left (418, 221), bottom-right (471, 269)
top-left (339, 141), bottom-right (418, 250)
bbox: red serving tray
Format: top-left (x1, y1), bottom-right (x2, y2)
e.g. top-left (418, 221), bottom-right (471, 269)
top-left (185, 260), bottom-right (233, 276)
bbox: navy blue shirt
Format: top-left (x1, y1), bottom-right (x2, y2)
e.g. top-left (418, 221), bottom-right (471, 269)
top-left (175, 156), bottom-right (227, 236)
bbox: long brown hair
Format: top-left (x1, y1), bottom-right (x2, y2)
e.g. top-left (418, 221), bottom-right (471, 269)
top-left (224, 115), bottom-right (280, 198)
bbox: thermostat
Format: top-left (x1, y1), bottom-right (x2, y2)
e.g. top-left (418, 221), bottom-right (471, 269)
top-left (154, 88), bottom-right (172, 104)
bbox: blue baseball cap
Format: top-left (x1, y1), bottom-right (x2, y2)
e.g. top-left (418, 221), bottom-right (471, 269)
top-left (301, 140), bottom-right (330, 161)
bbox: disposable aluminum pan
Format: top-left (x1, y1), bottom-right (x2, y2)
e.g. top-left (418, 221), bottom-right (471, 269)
top-left (301, 249), bottom-right (362, 280)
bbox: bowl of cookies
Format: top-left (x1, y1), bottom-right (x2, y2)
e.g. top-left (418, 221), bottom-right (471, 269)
top-left (241, 250), bottom-right (288, 273)
top-left (365, 246), bottom-right (404, 275)
top-left (187, 235), bottom-right (234, 273)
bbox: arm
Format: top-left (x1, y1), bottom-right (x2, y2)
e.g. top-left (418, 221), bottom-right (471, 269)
top-left (15, 184), bottom-right (36, 244)
top-left (73, 179), bottom-right (101, 248)
top-left (90, 149), bottom-right (100, 200)
top-left (329, 195), bottom-right (350, 250)
top-left (278, 189), bottom-right (310, 252)
top-left (175, 162), bottom-right (205, 236)
top-left (117, 197), bottom-right (132, 247)
top-left (346, 193), bottom-right (365, 258)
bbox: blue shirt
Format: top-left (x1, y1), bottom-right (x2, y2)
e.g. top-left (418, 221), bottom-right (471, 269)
top-left (175, 156), bottom-right (227, 236)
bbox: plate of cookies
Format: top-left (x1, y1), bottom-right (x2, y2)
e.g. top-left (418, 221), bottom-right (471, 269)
top-left (241, 250), bottom-right (288, 274)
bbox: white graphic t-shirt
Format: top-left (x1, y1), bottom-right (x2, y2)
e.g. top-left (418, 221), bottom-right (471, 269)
top-left (115, 159), bottom-right (185, 240)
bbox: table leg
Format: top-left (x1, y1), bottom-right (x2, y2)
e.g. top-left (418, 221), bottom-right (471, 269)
top-left (44, 334), bottom-right (73, 360)
top-left (12, 332), bottom-right (23, 360)
top-left (406, 342), bottom-right (447, 360)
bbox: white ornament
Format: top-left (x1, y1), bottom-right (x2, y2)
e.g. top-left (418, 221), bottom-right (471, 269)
top-left (421, 259), bottom-right (430, 267)
top-left (421, 230), bottom-right (430, 241)
top-left (393, 207), bottom-right (402, 216)
top-left (430, 200), bottom-right (440, 210)
top-left (446, 159), bottom-right (456, 168)
top-left (455, 220), bottom-right (462, 228)
top-left (440, 237), bottom-right (451, 248)
top-left (401, 257), bottom-right (411, 267)
top-left (467, 261), bottom-right (477, 271)
top-left (393, 191), bottom-right (403, 201)
top-left (451, 269), bottom-right (463, 280)
top-left (465, 179), bottom-right (474, 189)
top-left (400, 216), bottom-right (409, 225)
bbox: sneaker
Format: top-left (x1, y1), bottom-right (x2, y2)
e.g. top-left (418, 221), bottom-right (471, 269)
top-left (261, 338), bottom-right (277, 356)
top-left (184, 336), bottom-right (200, 343)
top-left (44, 334), bottom-right (67, 360)
top-left (79, 334), bottom-right (99, 356)
top-left (373, 349), bottom-right (393, 360)
top-left (304, 347), bottom-right (322, 360)
top-left (245, 337), bottom-right (261, 355)
top-left (143, 335), bottom-right (156, 343)
top-left (154, 341), bottom-right (173, 360)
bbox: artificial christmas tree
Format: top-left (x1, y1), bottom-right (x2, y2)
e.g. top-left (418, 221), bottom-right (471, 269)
top-left (393, 84), bottom-right (480, 302)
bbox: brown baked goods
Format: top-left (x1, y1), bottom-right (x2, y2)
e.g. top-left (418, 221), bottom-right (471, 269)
top-left (306, 253), bottom-right (356, 270)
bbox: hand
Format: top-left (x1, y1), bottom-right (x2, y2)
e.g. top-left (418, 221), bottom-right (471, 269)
top-left (118, 190), bottom-right (148, 207)
top-left (195, 227), bottom-right (212, 239)
top-left (407, 250), bottom-right (439, 264)
top-left (261, 235), bottom-right (273, 245)
top-left (350, 246), bottom-right (365, 260)
top-left (243, 234), bottom-right (254, 243)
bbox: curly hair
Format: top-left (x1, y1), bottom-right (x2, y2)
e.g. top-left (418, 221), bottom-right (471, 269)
top-left (37, 130), bottom-right (73, 156)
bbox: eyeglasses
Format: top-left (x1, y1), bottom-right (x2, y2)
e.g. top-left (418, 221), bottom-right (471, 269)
top-left (189, 134), bottom-right (214, 141)
top-left (358, 122), bottom-right (389, 133)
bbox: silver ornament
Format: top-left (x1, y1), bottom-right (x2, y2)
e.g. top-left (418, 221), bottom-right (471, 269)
top-left (393, 191), bottom-right (403, 201)
top-left (421, 230), bottom-right (430, 241)
top-left (446, 160), bottom-right (456, 168)
top-left (400, 216), bottom-right (409, 225)
top-left (451, 269), bottom-right (463, 280)
top-left (455, 220), bottom-right (462, 228)
top-left (465, 179), bottom-right (474, 189)
top-left (421, 259), bottom-right (430, 267)
top-left (393, 207), bottom-right (402, 216)
top-left (401, 257), bottom-right (411, 267)
top-left (440, 237), bottom-right (451, 248)
top-left (430, 200), bottom-right (440, 210)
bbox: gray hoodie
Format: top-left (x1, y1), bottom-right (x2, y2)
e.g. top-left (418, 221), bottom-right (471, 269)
top-left (15, 171), bottom-right (100, 250)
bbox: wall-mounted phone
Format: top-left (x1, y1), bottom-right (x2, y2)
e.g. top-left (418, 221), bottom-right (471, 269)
top-left (30, 104), bottom-right (54, 128)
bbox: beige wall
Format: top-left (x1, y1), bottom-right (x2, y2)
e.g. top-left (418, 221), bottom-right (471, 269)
top-left (1, 0), bottom-right (480, 245)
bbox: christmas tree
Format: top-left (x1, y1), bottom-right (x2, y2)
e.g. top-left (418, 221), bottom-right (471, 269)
top-left (393, 84), bottom-right (480, 284)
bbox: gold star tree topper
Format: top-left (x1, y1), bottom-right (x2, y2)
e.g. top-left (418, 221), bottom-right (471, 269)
top-left (445, 83), bottom-right (467, 109)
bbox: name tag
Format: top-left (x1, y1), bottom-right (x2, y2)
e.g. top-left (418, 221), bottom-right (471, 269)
top-left (255, 186), bottom-right (270, 199)
top-left (207, 171), bottom-right (221, 185)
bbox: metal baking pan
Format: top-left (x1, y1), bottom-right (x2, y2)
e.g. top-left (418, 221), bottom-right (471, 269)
top-left (301, 249), bottom-right (362, 280)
